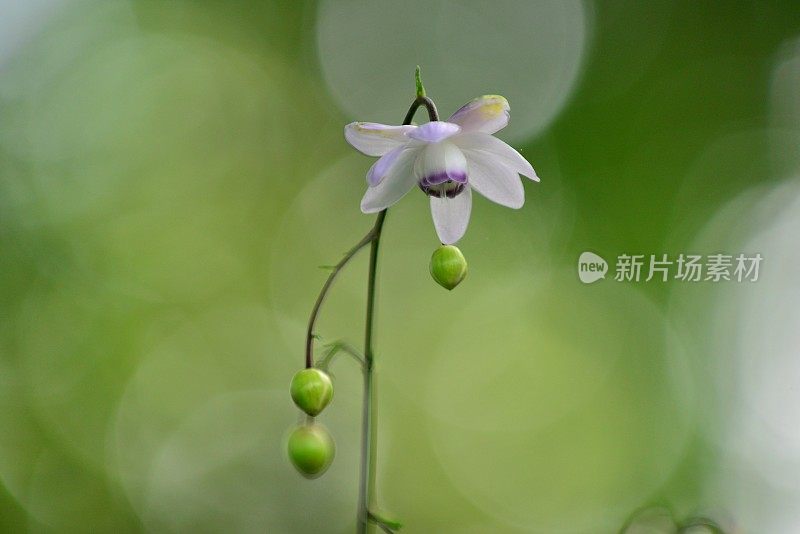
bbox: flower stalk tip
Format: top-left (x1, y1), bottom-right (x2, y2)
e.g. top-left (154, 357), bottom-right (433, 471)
top-left (415, 65), bottom-right (426, 98)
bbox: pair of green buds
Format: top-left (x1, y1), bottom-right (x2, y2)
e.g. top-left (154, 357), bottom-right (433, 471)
top-left (287, 368), bottom-right (335, 477)
top-left (287, 245), bottom-right (467, 477)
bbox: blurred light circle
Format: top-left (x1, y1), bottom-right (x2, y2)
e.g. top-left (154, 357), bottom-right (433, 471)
top-left (769, 36), bottom-right (800, 175)
top-left (0, 27), bottom-right (290, 301)
top-left (668, 177), bottom-right (800, 533)
top-left (0, 0), bottom-right (70, 68)
top-left (13, 283), bottom-right (126, 471)
top-left (681, 527), bottom-right (715, 534)
top-left (0, 339), bottom-right (131, 529)
top-left (22, 448), bottom-right (131, 531)
top-left (715, 179), bottom-right (800, 532)
top-left (110, 305), bottom-right (361, 531)
top-left (663, 128), bottom-right (799, 253)
top-left (268, 153), bottom-right (379, 352)
top-left (140, 390), bottom-right (354, 533)
top-left (620, 506), bottom-right (676, 534)
top-left (0, 395), bottom-right (49, 522)
top-left (1, 31), bottom-right (286, 223)
top-left (424, 271), bottom-right (694, 532)
top-left (110, 306), bottom-right (282, 512)
top-left (98, 203), bottom-right (248, 303)
top-left (316, 0), bottom-right (589, 143)
top-left (770, 37), bottom-right (800, 125)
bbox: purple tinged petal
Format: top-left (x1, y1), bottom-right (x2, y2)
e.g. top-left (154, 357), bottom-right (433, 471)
top-left (448, 95), bottom-right (510, 134)
top-left (360, 147), bottom-right (421, 213)
top-left (407, 121), bottom-right (461, 143)
top-left (344, 122), bottom-right (416, 156)
top-left (366, 145), bottom-right (405, 186)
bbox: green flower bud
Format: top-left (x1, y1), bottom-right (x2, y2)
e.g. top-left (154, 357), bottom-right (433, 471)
top-left (287, 424), bottom-right (335, 478)
top-left (430, 245), bottom-right (467, 290)
top-left (290, 368), bottom-right (333, 416)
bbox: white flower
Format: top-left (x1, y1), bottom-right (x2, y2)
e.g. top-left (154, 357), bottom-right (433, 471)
top-left (344, 95), bottom-right (539, 244)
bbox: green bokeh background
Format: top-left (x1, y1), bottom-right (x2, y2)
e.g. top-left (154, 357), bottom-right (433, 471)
top-left (1, 1), bottom-right (799, 532)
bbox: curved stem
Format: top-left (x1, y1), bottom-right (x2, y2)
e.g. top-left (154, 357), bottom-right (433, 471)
top-left (402, 95), bottom-right (439, 125)
top-left (305, 227), bottom-right (379, 368)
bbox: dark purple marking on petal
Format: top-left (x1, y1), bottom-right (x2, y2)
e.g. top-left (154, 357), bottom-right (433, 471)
top-left (419, 181), bottom-right (466, 198)
top-left (419, 170), bottom-right (467, 187)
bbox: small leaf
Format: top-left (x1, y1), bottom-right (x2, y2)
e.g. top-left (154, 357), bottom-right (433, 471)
top-left (318, 264), bottom-right (337, 271)
top-left (369, 510), bottom-right (402, 530)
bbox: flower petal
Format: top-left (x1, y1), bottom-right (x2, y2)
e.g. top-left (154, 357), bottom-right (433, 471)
top-left (463, 150), bottom-right (524, 208)
top-left (366, 145), bottom-right (405, 186)
top-left (430, 187), bottom-right (472, 244)
top-left (454, 132), bottom-right (539, 181)
top-left (345, 122), bottom-right (416, 156)
top-left (448, 95), bottom-right (510, 134)
top-left (360, 147), bottom-right (420, 213)
top-left (407, 121), bottom-right (461, 143)
top-left (415, 142), bottom-right (467, 186)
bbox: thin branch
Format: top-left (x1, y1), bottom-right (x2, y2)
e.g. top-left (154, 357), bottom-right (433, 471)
top-left (316, 340), bottom-right (366, 371)
top-left (368, 511), bottom-right (400, 533)
top-left (305, 228), bottom-right (378, 368)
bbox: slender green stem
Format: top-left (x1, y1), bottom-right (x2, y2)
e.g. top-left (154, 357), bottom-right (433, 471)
top-left (305, 87), bottom-right (438, 533)
top-left (357, 95), bottom-right (438, 534)
top-left (357, 209), bottom-right (386, 534)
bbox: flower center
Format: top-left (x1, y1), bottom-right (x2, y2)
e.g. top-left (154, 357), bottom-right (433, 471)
top-left (419, 180), bottom-right (466, 198)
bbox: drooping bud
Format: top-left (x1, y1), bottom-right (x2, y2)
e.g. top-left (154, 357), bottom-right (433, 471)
top-left (430, 245), bottom-right (467, 290)
top-left (290, 368), bottom-right (333, 416)
top-left (287, 424), bottom-right (335, 478)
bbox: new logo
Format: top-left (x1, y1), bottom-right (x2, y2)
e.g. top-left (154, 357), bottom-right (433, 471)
top-left (578, 251), bottom-right (608, 284)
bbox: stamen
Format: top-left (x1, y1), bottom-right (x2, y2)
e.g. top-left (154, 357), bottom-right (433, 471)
top-left (419, 180), bottom-right (466, 198)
